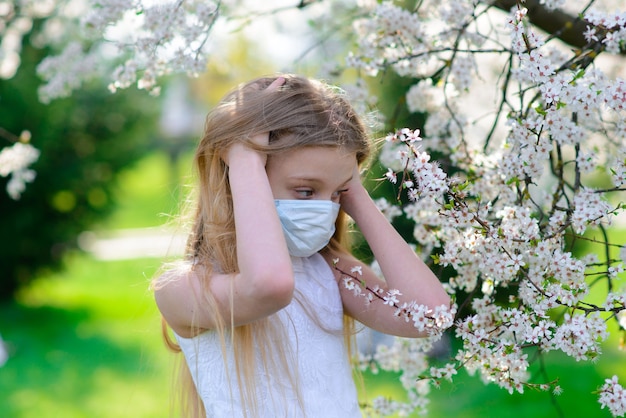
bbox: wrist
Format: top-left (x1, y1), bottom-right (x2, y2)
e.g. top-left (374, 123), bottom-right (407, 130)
top-left (341, 185), bottom-right (373, 221)
top-left (227, 144), bottom-right (267, 169)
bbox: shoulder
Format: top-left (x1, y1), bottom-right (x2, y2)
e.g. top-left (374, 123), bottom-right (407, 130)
top-left (153, 261), bottom-right (200, 296)
top-left (153, 262), bottom-right (207, 338)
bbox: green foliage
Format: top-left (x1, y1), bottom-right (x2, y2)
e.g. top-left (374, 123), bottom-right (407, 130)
top-left (0, 33), bottom-right (160, 299)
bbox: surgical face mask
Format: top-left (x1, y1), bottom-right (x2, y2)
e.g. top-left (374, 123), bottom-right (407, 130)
top-left (274, 199), bottom-right (340, 258)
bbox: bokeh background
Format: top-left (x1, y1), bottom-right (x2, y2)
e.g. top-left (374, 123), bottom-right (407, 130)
top-left (1, 2), bottom-right (625, 417)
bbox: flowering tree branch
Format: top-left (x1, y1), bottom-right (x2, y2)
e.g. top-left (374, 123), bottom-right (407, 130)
top-left (492, 0), bottom-right (591, 50)
top-left (333, 259), bottom-right (455, 336)
top-left (346, 1), bottom-right (626, 415)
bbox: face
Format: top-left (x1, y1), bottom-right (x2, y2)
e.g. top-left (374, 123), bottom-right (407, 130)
top-left (266, 146), bottom-right (356, 203)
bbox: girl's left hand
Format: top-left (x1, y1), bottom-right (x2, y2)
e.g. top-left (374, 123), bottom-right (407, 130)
top-left (339, 164), bottom-right (370, 220)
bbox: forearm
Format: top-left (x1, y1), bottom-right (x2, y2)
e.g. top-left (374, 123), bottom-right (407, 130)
top-left (347, 187), bottom-right (450, 309)
top-left (228, 150), bottom-right (292, 282)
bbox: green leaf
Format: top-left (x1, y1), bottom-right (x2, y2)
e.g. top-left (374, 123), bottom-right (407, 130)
top-left (534, 105), bottom-right (547, 116)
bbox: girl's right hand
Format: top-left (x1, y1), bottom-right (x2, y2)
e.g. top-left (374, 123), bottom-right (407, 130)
top-left (222, 76), bottom-right (286, 168)
top-left (223, 132), bottom-right (270, 167)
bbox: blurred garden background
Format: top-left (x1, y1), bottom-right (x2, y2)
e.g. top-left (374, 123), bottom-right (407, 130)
top-left (2, 1), bottom-right (626, 417)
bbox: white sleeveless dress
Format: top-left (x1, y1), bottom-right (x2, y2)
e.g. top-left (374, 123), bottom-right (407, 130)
top-left (175, 253), bottom-right (362, 418)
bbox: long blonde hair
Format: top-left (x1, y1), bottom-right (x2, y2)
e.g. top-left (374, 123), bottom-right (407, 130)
top-left (160, 74), bottom-right (371, 417)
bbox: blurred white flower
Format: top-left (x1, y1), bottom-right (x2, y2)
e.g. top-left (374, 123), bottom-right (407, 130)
top-left (0, 141), bottom-right (40, 199)
top-left (0, 334), bottom-right (8, 367)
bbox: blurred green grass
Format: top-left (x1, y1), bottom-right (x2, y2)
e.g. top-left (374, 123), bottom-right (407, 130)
top-left (0, 255), bottom-right (170, 418)
top-left (96, 151), bottom-right (186, 230)
top-left (1, 151), bottom-right (625, 417)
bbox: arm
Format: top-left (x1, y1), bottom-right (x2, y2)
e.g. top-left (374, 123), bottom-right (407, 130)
top-left (220, 138), bottom-right (295, 315)
top-left (324, 166), bottom-right (450, 338)
top-left (156, 79), bottom-right (294, 338)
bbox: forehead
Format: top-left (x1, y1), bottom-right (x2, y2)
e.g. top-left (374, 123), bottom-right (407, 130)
top-left (266, 146), bottom-right (355, 183)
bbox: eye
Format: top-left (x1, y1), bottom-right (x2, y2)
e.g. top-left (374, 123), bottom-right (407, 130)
top-left (295, 188), bottom-right (314, 198)
top-left (331, 188), bottom-right (349, 201)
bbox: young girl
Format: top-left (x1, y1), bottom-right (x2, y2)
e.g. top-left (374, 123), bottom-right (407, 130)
top-left (153, 74), bottom-right (450, 417)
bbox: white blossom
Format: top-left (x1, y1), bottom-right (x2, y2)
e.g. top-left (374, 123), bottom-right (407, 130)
top-left (0, 334), bottom-right (8, 367)
top-left (0, 142), bottom-right (40, 199)
top-left (572, 188), bottom-right (613, 234)
top-left (36, 0), bottom-right (220, 101)
top-left (405, 79), bottom-right (444, 114)
top-left (599, 376), bottom-right (626, 417)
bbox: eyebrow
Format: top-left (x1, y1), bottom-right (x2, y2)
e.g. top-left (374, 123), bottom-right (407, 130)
top-left (288, 174), bottom-right (353, 186)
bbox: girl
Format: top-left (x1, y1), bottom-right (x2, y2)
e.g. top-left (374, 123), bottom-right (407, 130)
top-left (153, 74), bottom-right (450, 417)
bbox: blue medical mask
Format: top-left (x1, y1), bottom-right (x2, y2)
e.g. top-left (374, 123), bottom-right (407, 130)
top-left (274, 199), bottom-right (340, 257)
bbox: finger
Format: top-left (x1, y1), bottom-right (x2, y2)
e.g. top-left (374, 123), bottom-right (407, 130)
top-left (266, 76), bottom-right (286, 92)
